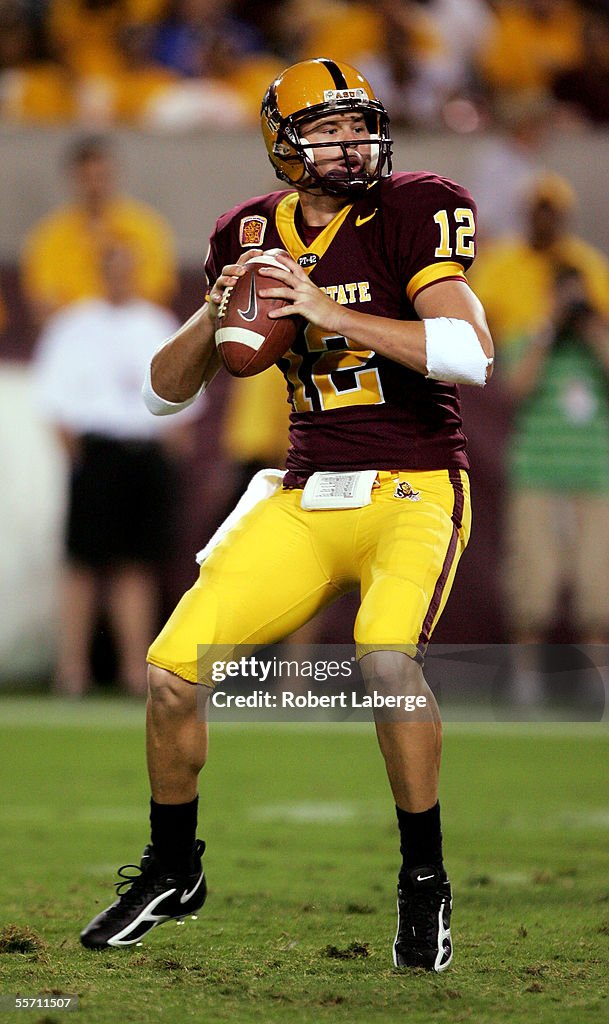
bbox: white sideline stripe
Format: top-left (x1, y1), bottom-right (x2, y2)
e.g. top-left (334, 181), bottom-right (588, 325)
top-left (250, 801), bottom-right (360, 824)
top-left (3, 802), bottom-right (608, 834)
top-left (248, 801), bottom-right (609, 830)
top-left (215, 326), bottom-right (266, 351)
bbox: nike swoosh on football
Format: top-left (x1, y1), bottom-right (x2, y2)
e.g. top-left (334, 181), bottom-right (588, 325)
top-left (355, 209), bottom-right (378, 227)
top-left (180, 871), bottom-right (205, 904)
top-left (238, 274), bottom-right (258, 322)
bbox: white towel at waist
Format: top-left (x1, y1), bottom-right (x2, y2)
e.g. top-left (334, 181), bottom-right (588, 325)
top-left (195, 467), bottom-right (287, 564)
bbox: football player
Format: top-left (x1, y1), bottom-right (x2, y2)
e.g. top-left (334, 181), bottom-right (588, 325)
top-left (81, 58), bottom-right (493, 972)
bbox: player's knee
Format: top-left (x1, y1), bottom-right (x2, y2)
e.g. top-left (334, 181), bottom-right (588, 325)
top-left (360, 650), bottom-right (438, 722)
top-left (147, 664), bottom-right (201, 714)
top-left (360, 650), bottom-right (425, 691)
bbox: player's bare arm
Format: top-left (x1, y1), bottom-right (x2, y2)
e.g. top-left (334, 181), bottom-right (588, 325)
top-left (260, 256), bottom-right (494, 383)
top-left (149, 305), bottom-right (219, 403)
top-left (150, 250), bottom-right (264, 402)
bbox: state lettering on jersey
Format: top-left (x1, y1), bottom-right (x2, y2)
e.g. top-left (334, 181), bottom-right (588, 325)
top-left (320, 281), bottom-right (371, 305)
top-left (239, 216), bottom-right (267, 247)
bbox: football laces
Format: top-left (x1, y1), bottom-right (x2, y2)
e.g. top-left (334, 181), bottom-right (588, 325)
top-left (216, 284), bottom-right (234, 320)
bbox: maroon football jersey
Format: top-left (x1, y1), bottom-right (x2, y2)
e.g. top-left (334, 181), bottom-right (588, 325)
top-left (205, 172), bottom-right (478, 484)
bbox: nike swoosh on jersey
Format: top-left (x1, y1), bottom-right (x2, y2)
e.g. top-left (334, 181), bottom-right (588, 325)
top-left (355, 209), bottom-right (378, 227)
top-left (180, 871), bottom-right (205, 904)
top-left (238, 274), bottom-right (258, 322)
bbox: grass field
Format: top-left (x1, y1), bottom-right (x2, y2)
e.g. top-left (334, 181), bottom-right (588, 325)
top-left (0, 696), bottom-right (607, 1024)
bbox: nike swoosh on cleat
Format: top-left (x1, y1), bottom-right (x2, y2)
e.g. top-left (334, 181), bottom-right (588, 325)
top-left (106, 889), bottom-right (177, 946)
top-left (416, 873), bottom-right (435, 882)
top-left (355, 209), bottom-right (378, 227)
top-left (180, 871), bottom-right (205, 904)
top-left (238, 274), bottom-right (258, 322)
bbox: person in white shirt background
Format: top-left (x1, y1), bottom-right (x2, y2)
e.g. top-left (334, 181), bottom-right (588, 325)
top-left (33, 244), bottom-right (197, 697)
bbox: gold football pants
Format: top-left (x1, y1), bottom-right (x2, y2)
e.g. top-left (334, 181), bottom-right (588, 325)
top-left (147, 469), bottom-right (471, 685)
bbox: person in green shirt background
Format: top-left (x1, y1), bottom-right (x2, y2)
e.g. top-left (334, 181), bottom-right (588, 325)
top-left (502, 264), bottom-right (609, 706)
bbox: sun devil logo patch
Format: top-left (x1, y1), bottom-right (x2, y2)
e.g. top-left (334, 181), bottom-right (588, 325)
top-left (240, 216), bottom-right (267, 247)
top-left (393, 480), bottom-right (421, 501)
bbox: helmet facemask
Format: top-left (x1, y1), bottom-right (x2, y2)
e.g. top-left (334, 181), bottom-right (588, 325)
top-left (264, 92), bottom-right (393, 198)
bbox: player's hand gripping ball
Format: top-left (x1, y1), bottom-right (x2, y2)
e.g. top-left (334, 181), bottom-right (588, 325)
top-left (214, 249), bottom-right (302, 377)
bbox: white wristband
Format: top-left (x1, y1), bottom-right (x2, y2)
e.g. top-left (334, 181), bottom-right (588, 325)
top-left (424, 317), bottom-right (493, 387)
top-left (142, 361), bottom-right (205, 416)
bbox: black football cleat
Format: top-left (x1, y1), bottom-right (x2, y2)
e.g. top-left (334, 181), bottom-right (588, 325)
top-left (80, 840), bottom-right (206, 949)
top-left (393, 865), bottom-right (453, 972)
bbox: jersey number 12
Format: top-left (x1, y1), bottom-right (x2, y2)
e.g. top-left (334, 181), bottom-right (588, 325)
top-left (433, 208), bottom-right (475, 259)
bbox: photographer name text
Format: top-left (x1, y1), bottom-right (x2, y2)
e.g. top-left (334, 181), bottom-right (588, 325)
top-left (211, 690), bottom-right (428, 711)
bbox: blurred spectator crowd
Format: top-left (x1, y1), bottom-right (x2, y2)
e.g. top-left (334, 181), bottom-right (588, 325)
top-left (1, 0), bottom-right (609, 133)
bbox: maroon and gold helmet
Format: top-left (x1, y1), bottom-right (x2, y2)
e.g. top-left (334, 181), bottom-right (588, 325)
top-left (261, 58), bottom-right (392, 197)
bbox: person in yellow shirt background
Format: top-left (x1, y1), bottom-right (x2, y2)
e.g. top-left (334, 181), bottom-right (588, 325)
top-left (469, 173), bottom-right (609, 352)
top-left (18, 134), bottom-right (181, 694)
top-left (21, 134), bottom-right (177, 324)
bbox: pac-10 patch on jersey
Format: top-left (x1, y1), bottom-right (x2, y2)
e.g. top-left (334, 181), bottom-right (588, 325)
top-left (240, 216), bottom-right (267, 247)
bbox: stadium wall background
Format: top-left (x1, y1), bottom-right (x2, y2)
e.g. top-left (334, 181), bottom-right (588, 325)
top-left (0, 128), bottom-right (606, 681)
